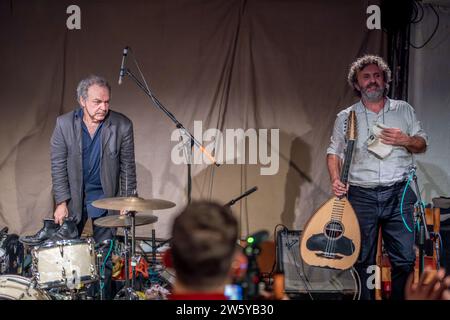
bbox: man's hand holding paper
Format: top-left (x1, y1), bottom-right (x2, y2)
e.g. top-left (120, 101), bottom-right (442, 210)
top-left (379, 126), bottom-right (411, 147)
top-left (367, 123), bottom-right (393, 159)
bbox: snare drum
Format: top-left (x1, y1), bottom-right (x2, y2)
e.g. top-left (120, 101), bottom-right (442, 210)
top-left (32, 238), bottom-right (98, 289)
top-left (0, 275), bottom-right (50, 300)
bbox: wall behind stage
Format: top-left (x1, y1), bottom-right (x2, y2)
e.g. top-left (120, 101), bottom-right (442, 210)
top-left (409, 4), bottom-right (450, 203)
top-left (0, 0), bottom-right (387, 239)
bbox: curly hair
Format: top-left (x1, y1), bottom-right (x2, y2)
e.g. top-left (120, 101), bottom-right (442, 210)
top-left (347, 55), bottom-right (392, 97)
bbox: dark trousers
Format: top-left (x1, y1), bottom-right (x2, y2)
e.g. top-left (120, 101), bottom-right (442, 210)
top-left (348, 182), bottom-right (417, 300)
top-left (441, 228), bottom-right (450, 276)
top-left (77, 209), bottom-right (114, 300)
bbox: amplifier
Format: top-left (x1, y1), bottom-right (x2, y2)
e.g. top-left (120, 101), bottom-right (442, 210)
top-left (276, 228), bottom-right (357, 297)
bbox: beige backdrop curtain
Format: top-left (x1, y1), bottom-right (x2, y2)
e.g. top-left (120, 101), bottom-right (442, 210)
top-left (0, 0), bottom-right (387, 239)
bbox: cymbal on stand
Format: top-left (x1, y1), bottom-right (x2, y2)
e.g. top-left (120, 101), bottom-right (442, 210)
top-left (92, 197), bottom-right (176, 212)
top-left (93, 215), bottom-right (158, 228)
top-left (115, 233), bottom-right (168, 243)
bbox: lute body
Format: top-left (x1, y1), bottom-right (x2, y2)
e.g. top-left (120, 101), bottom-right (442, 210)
top-left (300, 111), bottom-right (361, 270)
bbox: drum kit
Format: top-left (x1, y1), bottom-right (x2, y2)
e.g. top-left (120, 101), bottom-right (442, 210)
top-left (0, 196), bottom-right (175, 300)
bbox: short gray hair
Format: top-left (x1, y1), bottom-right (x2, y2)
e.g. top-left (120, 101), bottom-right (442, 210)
top-left (76, 75), bottom-right (111, 103)
top-left (347, 55), bottom-right (392, 97)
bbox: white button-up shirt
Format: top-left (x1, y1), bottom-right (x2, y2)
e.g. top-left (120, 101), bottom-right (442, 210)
top-left (327, 98), bottom-right (428, 188)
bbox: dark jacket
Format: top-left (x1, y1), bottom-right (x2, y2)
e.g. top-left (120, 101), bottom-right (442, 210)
top-left (50, 108), bottom-right (137, 223)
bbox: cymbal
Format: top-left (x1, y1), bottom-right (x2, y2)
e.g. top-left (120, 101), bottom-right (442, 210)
top-left (93, 215), bottom-right (158, 228)
top-left (92, 197), bottom-right (176, 211)
top-left (115, 234), bottom-right (168, 243)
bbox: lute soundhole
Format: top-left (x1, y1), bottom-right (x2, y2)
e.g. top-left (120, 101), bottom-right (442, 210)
top-left (324, 221), bottom-right (344, 240)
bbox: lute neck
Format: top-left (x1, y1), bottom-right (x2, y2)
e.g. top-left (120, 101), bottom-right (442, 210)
top-left (340, 140), bottom-right (355, 185)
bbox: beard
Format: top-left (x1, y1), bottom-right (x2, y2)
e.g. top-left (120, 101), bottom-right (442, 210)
top-left (360, 84), bottom-right (385, 102)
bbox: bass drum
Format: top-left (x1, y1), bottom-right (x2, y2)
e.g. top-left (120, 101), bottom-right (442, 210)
top-left (0, 275), bottom-right (51, 300)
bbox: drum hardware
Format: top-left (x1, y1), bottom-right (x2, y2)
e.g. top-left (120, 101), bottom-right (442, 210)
top-left (46, 288), bottom-right (74, 300)
top-left (125, 211), bottom-right (139, 299)
top-left (96, 217), bottom-right (134, 300)
top-left (96, 250), bottom-right (104, 300)
top-left (92, 196), bottom-right (175, 300)
top-left (61, 267), bottom-right (66, 283)
top-left (0, 247), bottom-right (5, 261)
top-left (111, 214), bottom-right (140, 300)
top-left (19, 248), bottom-right (33, 278)
top-left (143, 228), bottom-right (171, 287)
top-left (94, 239), bottom-right (115, 300)
top-left (31, 249), bottom-right (40, 283)
top-left (90, 265), bottom-right (96, 277)
top-left (0, 227), bottom-right (8, 264)
top-left (0, 232), bottom-right (25, 276)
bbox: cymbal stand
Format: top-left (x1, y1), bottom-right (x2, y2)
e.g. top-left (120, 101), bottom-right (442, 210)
top-left (114, 211), bottom-right (139, 300)
top-left (148, 229), bottom-right (162, 284)
top-left (130, 210), bottom-right (138, 289)
top-left (96, 250), bottom-right (104, 300)
top-left (151, 229), bottom-right (157, 267)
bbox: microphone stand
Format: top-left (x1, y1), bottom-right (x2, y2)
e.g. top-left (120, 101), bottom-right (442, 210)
top-left (178, 127), bottom-right (194, 203)
top-left (225, 186), bottom-right (258, 207)
top-left (121, 56), bottom-right (219, 204)
top-left (409, 166), bottom-right (429, 276)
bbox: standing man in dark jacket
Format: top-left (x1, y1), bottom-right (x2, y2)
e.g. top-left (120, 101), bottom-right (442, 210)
top-left (48, 75), bottom-right (136, 299)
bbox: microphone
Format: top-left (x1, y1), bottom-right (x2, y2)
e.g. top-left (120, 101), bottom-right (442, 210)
top-left (242, 186), bottom-right (258, 199)
top-left (224, 186), bottom-right (258, 207)
top-left (118, 46), bottom-right (129, 85)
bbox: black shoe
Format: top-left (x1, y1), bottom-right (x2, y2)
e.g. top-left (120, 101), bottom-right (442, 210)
top-left (19, 219), bottom-right (59, 246)
top-left (47, 218), bottom-right (78, 242)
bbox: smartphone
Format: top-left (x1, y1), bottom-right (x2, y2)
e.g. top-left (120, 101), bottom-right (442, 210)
top-left (224, 284), bottom-right (243, 300)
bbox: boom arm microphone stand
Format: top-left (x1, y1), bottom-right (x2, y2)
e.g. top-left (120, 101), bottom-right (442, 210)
top-left (119, 46), bottom-right (219, 204)
top-left (118, 47), bottom-right (220, 290)
top-left (224, 186), bottom-right (261, 299)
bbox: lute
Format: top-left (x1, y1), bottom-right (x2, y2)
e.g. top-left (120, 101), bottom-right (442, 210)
top-left (300, 110), bottom-right (361, 270)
